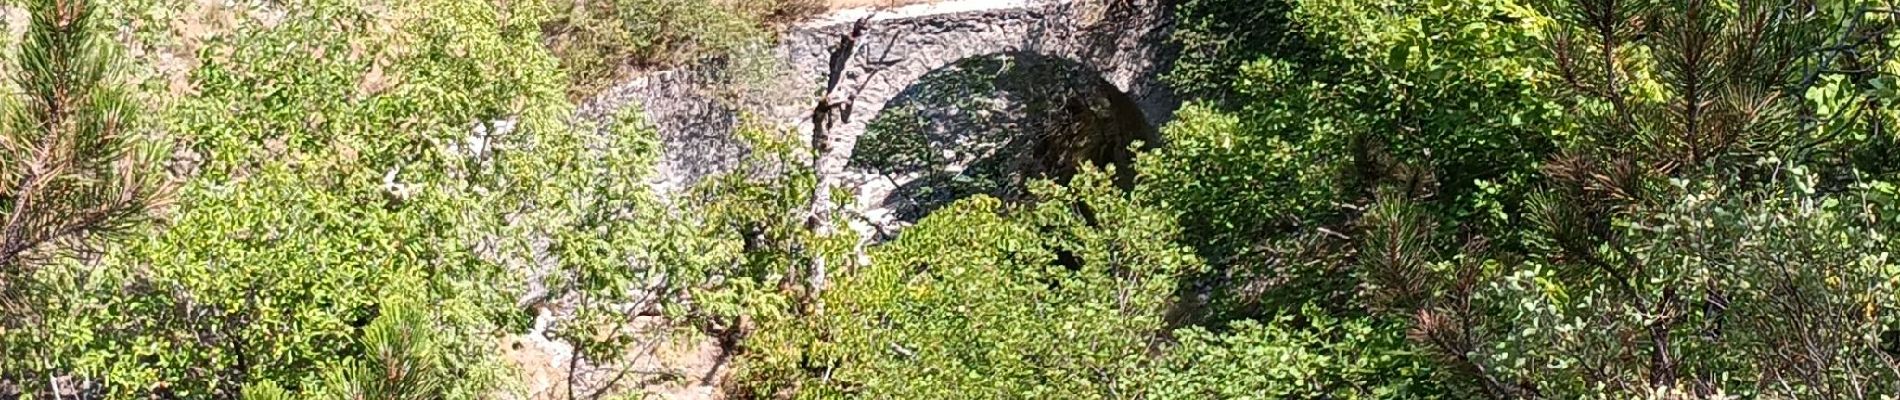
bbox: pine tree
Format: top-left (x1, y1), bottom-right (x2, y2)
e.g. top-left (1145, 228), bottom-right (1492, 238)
top-left (0, 0), bottom-right (169, 272)
top-left (1363, 0), bottom-right (1900, 398)
top-left (318, 299), bottom-right (446, 400)
top-left (0, 0), bottom-right (171, 393)
top-left (237, 300), bottom-right (447, 400)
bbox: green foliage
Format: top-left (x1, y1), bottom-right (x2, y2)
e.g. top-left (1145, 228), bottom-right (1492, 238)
top-left (0, 0), bottom-right (170, 278)
top-left (1143, 0), bottom-right (1560, 323)
top-left (1394, 175), bottom-right (1900, 399)
top-left (1144, 306), bottom-right (1446, 399)
top-left (3, 0), bottom-right (1896, 398)
top-left (235, 292), bottom-right (454, 400)
top-left (1137, 102), bottom-right (1340, 261)
top-left (540, 111), bottom-right (803, 373)
top-left (540, 0), bottom-right (795, 97)
top-left (1166, 0), bottom-right (1320, 103)
top-left (517, 104), bottom-right (671, 362)
top-left (1153, 0), bottom-right (1900, 398)
top-left (0, 0), bottom-right (659, 397)
top-left (0, 0), bottom-right (171, 392)
top-left (743, 169), bottom-right (1203, 398)
top-left (316, 295), bottom-right (448, 400)
top-left (241, 381), bottom-right (293, 400)
top-left (682, 121), bottom-right (822, 291)
top-left (1341, 0), bottom-right (1900, 397)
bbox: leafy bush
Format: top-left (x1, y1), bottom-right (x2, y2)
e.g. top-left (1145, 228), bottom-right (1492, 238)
top-left (1165, 0), bottom-right (1321, 104)
top-left (236, 290), bottom-right (453, 400)
top-left (0, 0), bottom-right (668, 397)
top-left (1142, 0), bottom-right (1559, 324)
top-left (1144, 306), bottom-right (1446, 399)
top-left (1153, 0), bottom-right (1900, 398)
top-left (1374, 175), bottom-right (1900, 399)
top-left (739, 169), bottom-right (1203, 398)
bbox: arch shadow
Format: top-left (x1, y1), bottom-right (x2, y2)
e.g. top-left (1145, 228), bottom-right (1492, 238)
top-left (849, 51), bottom-right (1161, 223)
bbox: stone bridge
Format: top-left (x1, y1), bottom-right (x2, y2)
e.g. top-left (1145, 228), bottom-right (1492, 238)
top-left (579, 0), bottom-right (1176, 227)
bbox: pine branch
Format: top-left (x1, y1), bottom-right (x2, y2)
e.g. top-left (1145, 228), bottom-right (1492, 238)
top-left (0, 0), bottom-right (169, 273)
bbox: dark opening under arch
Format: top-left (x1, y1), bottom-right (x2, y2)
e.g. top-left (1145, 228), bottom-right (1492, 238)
top-left (850, 51), bottom-right (1161, 222)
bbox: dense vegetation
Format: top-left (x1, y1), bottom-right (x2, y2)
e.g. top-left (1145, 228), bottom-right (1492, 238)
top-left (0, 0), bottom-right (1896, 398)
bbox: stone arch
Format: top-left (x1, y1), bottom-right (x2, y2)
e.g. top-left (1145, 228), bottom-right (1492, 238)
top-left (846, 51), bottom-right (1160, 223)
top-left (774, 1), bottom-right (1178, 145)
top-left (575, 0), bottom-right (1179, 207)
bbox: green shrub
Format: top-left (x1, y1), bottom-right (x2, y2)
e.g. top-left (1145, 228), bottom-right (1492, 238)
top-left (237, 290), bottom-right (455, 400)
top-left (0, 0), bottom-right (642, 397)
top-left (1143, 0), bottom-right (1559, 324)
top-left (741, 169), bottom-right (1204, 398)
top-left (1375, 175), bottom-right (1900, 398)
top-left (1144, 307), bottom-right (1446, 399)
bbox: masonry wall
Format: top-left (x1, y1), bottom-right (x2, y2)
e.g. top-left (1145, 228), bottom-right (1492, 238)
top-left (578, 0), bottom-right (1176, 200)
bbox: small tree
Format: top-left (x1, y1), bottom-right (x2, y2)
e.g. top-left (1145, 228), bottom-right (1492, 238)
top-left (0, 0), bottom-right (169, 274)
top-left (0, 0), bottom-right (170, 393)
top-left (1361, 0), bottom-right (1900, 398)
